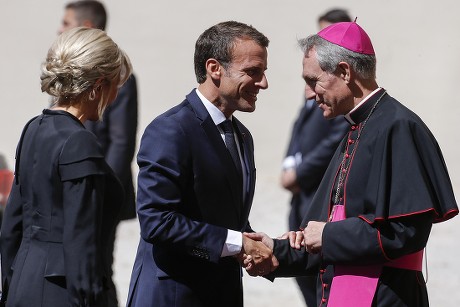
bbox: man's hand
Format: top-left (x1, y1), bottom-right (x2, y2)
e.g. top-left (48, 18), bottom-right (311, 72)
top-left (303, 221), bottom-right (326, 254)
top-left (238, 232), bottom-right (278, 276)
top-left (277, 230), bottom-right (304, 250)
top-left (280, 168), bottom-right (300, 193)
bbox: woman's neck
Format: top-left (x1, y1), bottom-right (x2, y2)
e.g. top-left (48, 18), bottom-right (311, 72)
top-left (51, 105), bottom-right (87, 123)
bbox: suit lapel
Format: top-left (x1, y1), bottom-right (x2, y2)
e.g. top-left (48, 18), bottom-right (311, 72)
top-left (186, 91), bottom-right (244, 218)
top-left (233, 117), bottom-right (255, 228)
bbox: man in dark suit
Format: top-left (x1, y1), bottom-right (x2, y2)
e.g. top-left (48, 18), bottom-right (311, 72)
top-left (58, 1), bottom-right (138, 306)
top-left (126, 21), bottom-right (277, 307)
top-left (280, 9), bottom-right (350, 306)
top-left (84, 76), bottom-right (138, 220)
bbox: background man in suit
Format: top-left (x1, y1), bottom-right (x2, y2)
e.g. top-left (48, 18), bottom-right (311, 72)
top-left (58, 1), bottom-right (138, 305)
top-left (126, 21), bottom-right (277, 307)
top-left (280, 8), bottom-right (350, 306)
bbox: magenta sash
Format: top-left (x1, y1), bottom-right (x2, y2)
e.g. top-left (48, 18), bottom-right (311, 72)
top-left (327, 205), bottom-right (423, 307)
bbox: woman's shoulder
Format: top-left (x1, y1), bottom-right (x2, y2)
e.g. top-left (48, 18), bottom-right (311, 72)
top-left (58, 129), bottom-right (108, 181)
top-left (59, 130), bottom-right (104, 165)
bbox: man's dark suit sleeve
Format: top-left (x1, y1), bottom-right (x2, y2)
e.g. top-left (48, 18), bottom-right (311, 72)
top-left (295, 117), bottom-right (347, 192)
top-left (104, 75), bottom-right (138, 181)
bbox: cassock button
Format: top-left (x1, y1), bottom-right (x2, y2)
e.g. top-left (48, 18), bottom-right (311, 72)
top-left (323, 283), bottom-right (328, 289)
top-left (322, 298), bottom-right (327, 303)
top-left (320, 269), bottom-right (326, 274)
top-left (351, 125), bottom-right (357, 130)
top-left (345, 154), bottom-right (350, 158)
top-left (348, 139), bottom-right (354, 144)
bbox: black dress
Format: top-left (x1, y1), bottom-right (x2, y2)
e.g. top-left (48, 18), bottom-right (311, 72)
top-left (0, 109), bottom-right (123, 306)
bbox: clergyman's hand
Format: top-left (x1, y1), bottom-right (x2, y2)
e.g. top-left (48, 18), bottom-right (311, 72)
top-left (303, 221), bottom-right (325, 254)
top-left (239, 233), bottom-right (278, 276)
top-left (277, 231), bottom-right (304, 250)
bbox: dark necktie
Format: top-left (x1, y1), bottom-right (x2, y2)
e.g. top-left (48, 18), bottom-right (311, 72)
top-left (219, 120), bottom-right (243, 176)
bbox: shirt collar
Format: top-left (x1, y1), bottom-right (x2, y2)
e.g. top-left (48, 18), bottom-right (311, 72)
top-left (344, 87), bottom-right (383, 125)
top-left (195, 88), bottom-right (229, 125)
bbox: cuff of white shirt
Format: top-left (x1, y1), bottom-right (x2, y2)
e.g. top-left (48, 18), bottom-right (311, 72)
top-left (221, 230), bottom-right (243, 257)
top-left (282, 156), bottom-right (297, 170)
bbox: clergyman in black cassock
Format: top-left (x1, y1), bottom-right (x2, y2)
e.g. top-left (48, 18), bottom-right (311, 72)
top-left (246, 21), bottom-right (459, 307)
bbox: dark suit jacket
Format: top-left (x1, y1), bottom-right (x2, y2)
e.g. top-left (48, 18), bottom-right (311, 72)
top-left (85, 74), bottom-right (138, 220)
top-left (127, 89), bottom-right (256, 307)
top-left (285, 99), bottom-right (348, 230)
top-left (0, 110), bottom-right (123, 307)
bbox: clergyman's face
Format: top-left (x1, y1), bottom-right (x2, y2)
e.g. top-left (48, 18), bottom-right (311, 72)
top-left (58, 8), bottom-right (80, 34)
top-left (217, 38), bottom-right (268, 117)
top-left (302, 48), bottom-right (351, 119)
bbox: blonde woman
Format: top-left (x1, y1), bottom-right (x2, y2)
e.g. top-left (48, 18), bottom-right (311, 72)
top-left (0, 27), bottom-right (132, 306)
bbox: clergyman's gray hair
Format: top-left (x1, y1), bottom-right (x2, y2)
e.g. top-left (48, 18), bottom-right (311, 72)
top-left (298, 34), bottom-right (376, 80)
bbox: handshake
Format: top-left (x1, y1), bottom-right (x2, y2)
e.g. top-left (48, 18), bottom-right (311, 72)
top-left (235, 221), bottom-right (326, 276)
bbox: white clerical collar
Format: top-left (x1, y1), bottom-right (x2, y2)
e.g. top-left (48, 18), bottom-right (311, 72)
top-left (344, 87), bottom-right (382, 125)
top-left (195, 88), bottom-right (230, 125)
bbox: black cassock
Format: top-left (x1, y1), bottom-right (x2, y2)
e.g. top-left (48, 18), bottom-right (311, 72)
top-left (271, 88), bottom-right (458, 306)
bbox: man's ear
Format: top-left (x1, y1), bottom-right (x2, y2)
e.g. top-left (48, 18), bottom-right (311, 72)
top-left (337, 62), bottom-right (352, 83)
top-left (81, 20), bottom-right (95, 29)
top-left (206, 58), bottom-right (222, 80)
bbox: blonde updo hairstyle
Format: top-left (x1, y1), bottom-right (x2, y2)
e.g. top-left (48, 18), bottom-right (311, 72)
top-left (41, 27), bottom-right (132, 119)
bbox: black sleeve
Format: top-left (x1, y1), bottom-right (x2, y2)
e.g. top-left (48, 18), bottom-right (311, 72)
top-left (296, 118), bottom-right (348, 192)
top-left (267, 239), bottom-right (320, 279)
top-left (103, 75), bottom-right (138, 181)
top-left (322, 213), bottom-right (432, 265)
top-left (0, 181), bottom-right (23, 301)
top-left (62, 176), bottom-right (106, 306)
top-left (59, 130), bottom-right (110, 305)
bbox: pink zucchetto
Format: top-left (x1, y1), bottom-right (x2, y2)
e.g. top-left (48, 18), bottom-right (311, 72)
top-left (318, 22), bottom-right (375, 55)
